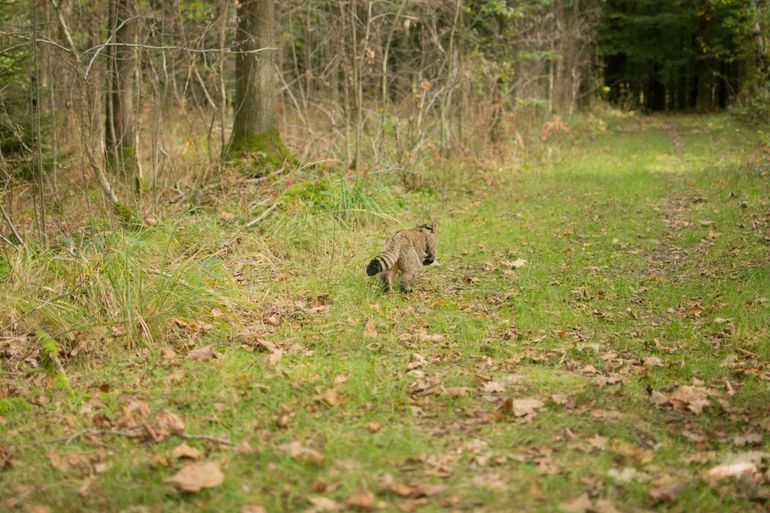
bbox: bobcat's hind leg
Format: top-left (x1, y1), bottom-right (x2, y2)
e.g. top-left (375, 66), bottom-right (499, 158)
top-left (398, 250), bottom-right (420, 293)
top-left (400, 271), bottom-right (416, 293)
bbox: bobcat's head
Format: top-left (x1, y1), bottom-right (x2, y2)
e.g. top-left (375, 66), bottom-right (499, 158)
top-left (418, 220), bottom-right (439, 265)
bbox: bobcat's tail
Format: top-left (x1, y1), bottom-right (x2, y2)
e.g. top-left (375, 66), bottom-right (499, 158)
top-left (366, 248), bottom-right (398, 276)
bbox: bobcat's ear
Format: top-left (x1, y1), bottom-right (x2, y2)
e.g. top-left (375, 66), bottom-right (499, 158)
top-left (429, 219), bottom-right (439, 233)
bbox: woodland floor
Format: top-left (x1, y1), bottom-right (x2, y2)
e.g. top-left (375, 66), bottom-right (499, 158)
top-left (2, 114), bottom-right (770, 513)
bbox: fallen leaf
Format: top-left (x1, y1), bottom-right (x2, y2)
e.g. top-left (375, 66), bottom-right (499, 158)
top-left (408, 376), bottom-right (442, 396)
top-left (316, 389), bottom-right (344, 406)
top-left (363, 321), bottom-right (378, 338)
top-left (118, 400), bottom-right (151, 429)
top-left (366, 422), bottom-right (381, 433)
top-left (188, 345), bottom-right (214, 361)
top-left (161, 347), bottom-right (177, 360)
top-left (587, 434), bottom-right (608, 450)
top-left (650, 476), bottom-right (686, 504)
top-left (681, 430), bottom-right (705, 443)
top-left (643, 356), bottom-right (664, 367)
top-left (607, 467), bottom-right (649, 483)
top-left (171, 443), bottom-right (202, 460)
top-left (48, 450), bottom-right (69, 472)
top-left (559, 493), bottom-right (591, 513)
top-left (502, 258), bottom-right (527, 269)
top-left (444, 386), bottom-right (470, 397)
top-left (707, 461), bottom-right (758, 480)
top-left (481, 381), bottom-right (505, 394)
top-left (307, 496), bottom-right (342, 512)
top-left (499, 398), bottom-right (545, 418)
top-left (417, 333), bottom-right (444, 343)
top-left (78, 476), bottom-right (95, 497)
top-left (0, 448), bottom-right (15, 470)
top-left (470, 473), bottom-right (507, 491)
top-left (241, 504), bottom-right (267, 513)
top-left (669, 385), bottom-right (710, 414)
top-left (407, 353), bottom-right (428, 370)
top-left (650, 390), bottom-right (669, 406)
top-left (268, 348), bottom-right (284, 366)
top-left (346, 492), bottom-right (375, 511)
top-left (279, 442), bottom-right (325, 464)
top-left (155, 410), bottom-right (185, 437)
top-left (165, 461), bottom-right (224, 492)
top-left (550, 393), bottom-right (570, 406)
top-left (593, 499), bottom-right (620, 513)
top-left (235, 440), bottom-right (254, 455)
top-left (390, 482), bottom-right (418, 497)
top-left (48, 450), bottom-right (86, 472)
top-left (264, 314), bottom-right (281, 327)
top-left (735, 433), bottom-right (763, 447)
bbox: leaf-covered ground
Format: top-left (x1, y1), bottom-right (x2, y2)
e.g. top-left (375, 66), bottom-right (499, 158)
top-left (2, 115), bottom-right (770, 512)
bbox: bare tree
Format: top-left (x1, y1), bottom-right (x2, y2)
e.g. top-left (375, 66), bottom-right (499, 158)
top-left (105, 0), bottom-right (139, 189)
top-left (230, 0), bottom-right (292, 168)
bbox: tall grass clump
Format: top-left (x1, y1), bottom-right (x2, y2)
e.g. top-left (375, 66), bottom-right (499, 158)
top-left (0, 223), bottom-right (241, 356)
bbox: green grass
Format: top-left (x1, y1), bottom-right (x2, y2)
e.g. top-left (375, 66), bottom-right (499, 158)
top-left (2, 114), bottom-right (770, 512)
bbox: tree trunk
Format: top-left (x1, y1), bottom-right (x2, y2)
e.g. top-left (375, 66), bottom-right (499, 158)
top-left (105, 0), bottom-right (138, 186)
top-left (230, 0), bottom-right (292, 168)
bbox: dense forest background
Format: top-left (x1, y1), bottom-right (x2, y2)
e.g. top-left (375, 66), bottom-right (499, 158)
top-left (0, 0), bottom-right (769, 236)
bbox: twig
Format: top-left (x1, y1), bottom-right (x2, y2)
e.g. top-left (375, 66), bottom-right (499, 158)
top-left (246, 203), bottom-right (278, 228)
top-left (147, 268), bottom-right (227, 301)
top-left (178, 433), bottom-right (233, 446)
top-left (244, 166), bottom-right (287, 184)
top-left (736, 347), bottom-right (758, 358)
top-left (0, 31), bottom-right (276, 56)
top-left (61, 429), bottom-right (232, 447)
top-left (0, 201), bottom-right (25, 248)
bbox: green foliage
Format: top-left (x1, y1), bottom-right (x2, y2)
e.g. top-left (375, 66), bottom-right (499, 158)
top-left (731, 84), bottom-right (770, 124)
top-left (0, 1), bottom-right (55, 180)
top-left (36, 330), bottom-right (60, 364)
top-left (280, 176), bottom-right (386, 225)
top-left (36, 330), bottom-right (72, 390)
top-left (0, 253), bottom-right (9, 281)
top-left (112, 201), bottom-right (143, 227)
top-left (598, 0), bottom-right (762, 111)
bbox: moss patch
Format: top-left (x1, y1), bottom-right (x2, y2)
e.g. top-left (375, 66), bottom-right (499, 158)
top-left (0, 397), bottom-right (32, 417)
top-left (228, 127), bottom-right (297, 173)
top-left (112, 201), bottom-right (142, 227)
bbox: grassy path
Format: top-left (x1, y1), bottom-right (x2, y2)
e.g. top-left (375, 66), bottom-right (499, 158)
top-left (2, 115), bottom-right (770, 512)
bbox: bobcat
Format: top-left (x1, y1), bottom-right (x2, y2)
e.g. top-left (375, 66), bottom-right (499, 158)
top-left (366, 221), bottom-right (438, 292)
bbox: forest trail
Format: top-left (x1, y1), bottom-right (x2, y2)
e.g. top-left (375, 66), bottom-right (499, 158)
top-left (3, 115), bottom-right (770, 512)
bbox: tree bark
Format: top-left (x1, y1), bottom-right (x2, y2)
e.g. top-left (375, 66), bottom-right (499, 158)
top-left (230, 0), bottom-right (292, 167)
top-left (105, 0), bottom-right (139, 186)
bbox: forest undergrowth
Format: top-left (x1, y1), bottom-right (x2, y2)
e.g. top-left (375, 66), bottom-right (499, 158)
top-left (2, 113), bottom-right (770, 512)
